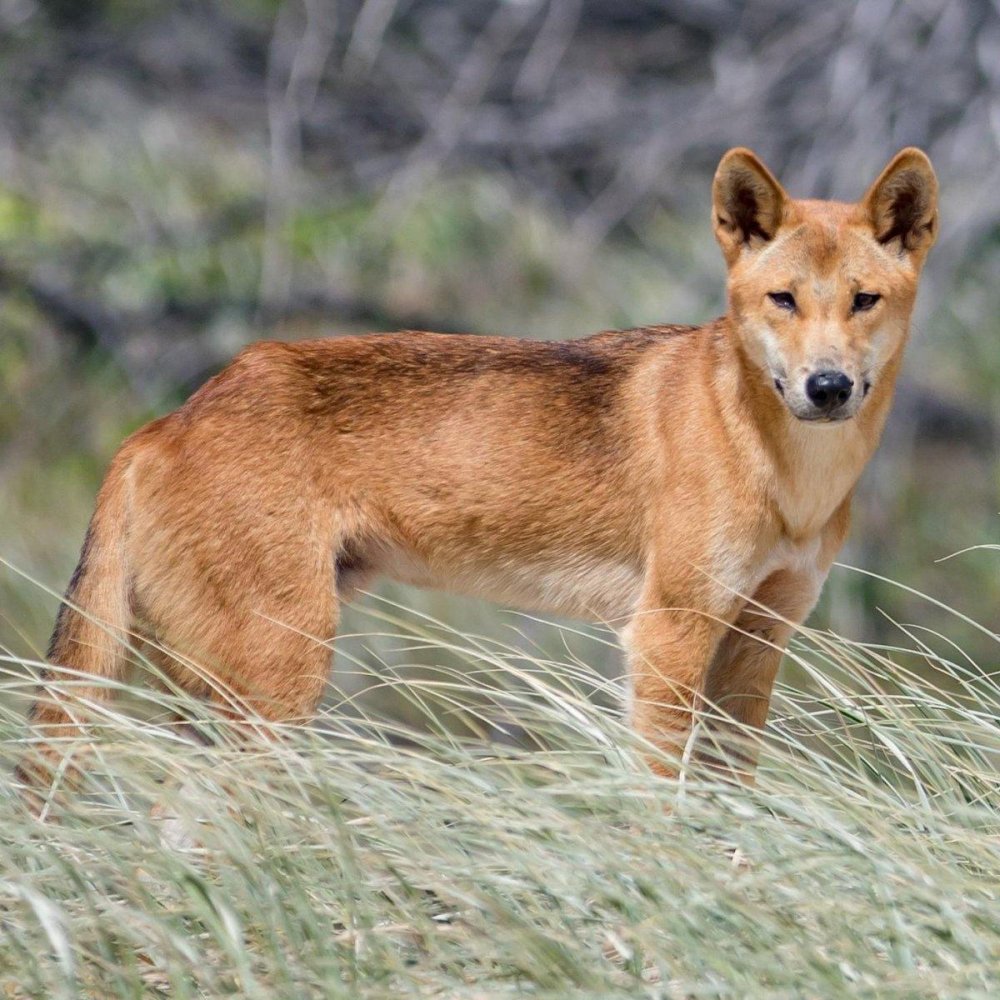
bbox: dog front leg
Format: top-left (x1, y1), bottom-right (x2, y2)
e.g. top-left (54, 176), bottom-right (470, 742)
top-left (699, 569), bottom-right (823, 781)
top-left (625, 597), bottom-right (737, 778)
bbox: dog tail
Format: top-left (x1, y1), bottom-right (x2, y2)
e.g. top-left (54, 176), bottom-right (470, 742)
top-left (17, 451), bottom-right (135, 797)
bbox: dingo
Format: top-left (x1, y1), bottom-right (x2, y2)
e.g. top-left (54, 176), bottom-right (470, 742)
top-left (19, 147), bottom-right (937, 789)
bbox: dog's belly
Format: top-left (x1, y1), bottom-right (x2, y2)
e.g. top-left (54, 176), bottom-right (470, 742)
top-left (339, 542), bottom-right (643, 623)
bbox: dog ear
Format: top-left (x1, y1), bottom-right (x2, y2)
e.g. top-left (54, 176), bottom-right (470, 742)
top-left (712, 148), bottom-right (788, 263)
top-left (863, 148), bottom-right (938, 256)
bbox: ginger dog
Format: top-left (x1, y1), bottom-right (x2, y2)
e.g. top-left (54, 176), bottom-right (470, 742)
top-left (20, 148), bottom-right (937, 789)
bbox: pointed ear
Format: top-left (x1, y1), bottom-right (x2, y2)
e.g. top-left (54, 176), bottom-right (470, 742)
top-left (863, 148), bottom-right (938, 255)
top-left (712, 148), bottom-right (788, 264)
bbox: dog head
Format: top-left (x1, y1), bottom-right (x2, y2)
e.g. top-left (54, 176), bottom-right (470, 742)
top-left (712, 147), bottom-right (938, 422)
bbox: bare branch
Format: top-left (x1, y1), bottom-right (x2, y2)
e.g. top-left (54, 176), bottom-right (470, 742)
top-left (260, 0), bottom-right (339, 316)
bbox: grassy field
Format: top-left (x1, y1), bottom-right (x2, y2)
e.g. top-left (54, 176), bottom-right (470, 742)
top-left (1, 590), bottom-right (998, 998)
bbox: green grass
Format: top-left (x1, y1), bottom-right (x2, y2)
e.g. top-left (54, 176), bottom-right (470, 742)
top-left (1, 592), bottom-right (999, 998)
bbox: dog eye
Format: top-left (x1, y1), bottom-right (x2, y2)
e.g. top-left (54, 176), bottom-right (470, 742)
top-left (853, 292), bottom-right (881, 312)
top-left (767, 291), bottom-right (796, 311)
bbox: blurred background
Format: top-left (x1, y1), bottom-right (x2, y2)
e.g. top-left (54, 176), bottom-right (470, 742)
top-left (0, 0), bottom-right (997, 705)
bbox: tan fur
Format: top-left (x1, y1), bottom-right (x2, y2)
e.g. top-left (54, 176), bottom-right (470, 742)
top-left (19, 148), bottom-right (937, 791)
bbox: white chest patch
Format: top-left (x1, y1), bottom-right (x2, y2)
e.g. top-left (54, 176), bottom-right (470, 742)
top-left (707, 529), bottom-right (825, 608)
top-left (759, 534), bottom-right (824, 587)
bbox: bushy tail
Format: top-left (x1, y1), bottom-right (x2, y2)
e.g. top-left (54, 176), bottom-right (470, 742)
top-left (17, 455), bottom-right (134, 800)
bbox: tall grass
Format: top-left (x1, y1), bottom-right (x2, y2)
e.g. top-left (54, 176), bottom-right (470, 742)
top-left (1, 586), bottom-right (998, 998)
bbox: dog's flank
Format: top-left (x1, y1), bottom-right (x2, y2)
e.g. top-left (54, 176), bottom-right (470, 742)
top-left (18, 147), bottom-right (937, 796)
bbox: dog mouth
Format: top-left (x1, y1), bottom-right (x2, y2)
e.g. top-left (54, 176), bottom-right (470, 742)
top-left (793, 410), bottom-right (855, 424)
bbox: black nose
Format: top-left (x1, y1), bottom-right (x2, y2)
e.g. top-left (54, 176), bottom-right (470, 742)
top-left (805, 370), bottom-right (853, 411)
